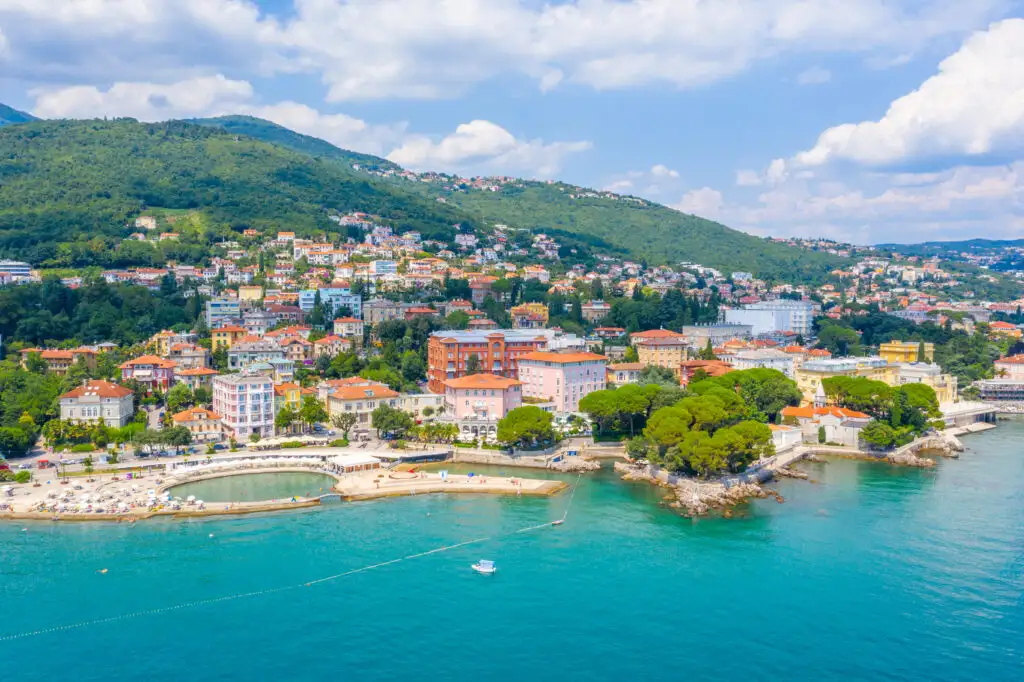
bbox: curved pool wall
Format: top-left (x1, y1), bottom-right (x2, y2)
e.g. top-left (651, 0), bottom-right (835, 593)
top-left (167, 472), bottom-right (339, 502)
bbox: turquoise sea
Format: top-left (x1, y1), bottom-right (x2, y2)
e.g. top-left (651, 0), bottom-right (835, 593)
top-left (2, 422), bottom-right (1023, 681)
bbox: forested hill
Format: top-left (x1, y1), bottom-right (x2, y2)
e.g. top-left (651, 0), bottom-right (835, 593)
top-left (188, 115), bottom-right (401, 172)
top-left (0, 118), bottom-right (475, 264)
top-left (186, 116), bottom-right (845, 281)
top-left (878, 238), bottom-right (1024, 257)
top-left (0, 112), bottom-right (844, 280)
top-left (420, 182), bottom-right (844, 282)
top-left (0, 104), bottom-right (36, 126)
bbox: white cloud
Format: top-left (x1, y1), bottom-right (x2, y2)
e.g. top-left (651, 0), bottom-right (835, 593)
top-left (603, 179), bottom-right (634, 193)
top-left (386, 120), bottom-right (591, 177)
top-left (0, 1), bottom-right (1005, 99)
top-left (793, 19), bottom-right (1024, 167)
top-left (651, 164), bottom-right (680, 178)
top-left (736, 169), bottom-right (762, 187)
top-left (797, 66), bottom-right (832, 85)
top-left (673, 187), bottom-right (724, 218)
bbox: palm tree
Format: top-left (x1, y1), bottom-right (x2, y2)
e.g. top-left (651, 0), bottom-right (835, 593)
top-left (83, 456), bottom-right (94, 482)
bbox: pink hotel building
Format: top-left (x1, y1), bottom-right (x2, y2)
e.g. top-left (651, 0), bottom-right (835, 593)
top-left (516, 351), bottom-right (608, 413)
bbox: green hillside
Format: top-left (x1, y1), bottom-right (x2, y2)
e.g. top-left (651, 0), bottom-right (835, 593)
top-left (190, 116), bottom-right (844, 280)
top-left (0, 118), bottom-right (473, 263)
top-left (0, 104), bottom-right (37, 126)
top-left (422, 182), bottom-right (845, 282)
top-left (188, 115), bottom-right (401, 172)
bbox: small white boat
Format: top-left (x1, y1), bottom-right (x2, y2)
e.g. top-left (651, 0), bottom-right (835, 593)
top-left (471, 559), bottom-right (496, 575)
top-left (551, 519), bottom-right (564, 526)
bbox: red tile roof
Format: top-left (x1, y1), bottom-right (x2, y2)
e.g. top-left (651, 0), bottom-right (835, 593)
top-left (60, 380), bottom-right (133, 400)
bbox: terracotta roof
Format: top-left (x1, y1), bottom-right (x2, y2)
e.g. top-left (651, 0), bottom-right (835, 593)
top-left (314, 335), bottom-right (345, 345)
top-left (518, 351), bottom-right (607, 364)
top-left (782, 345), bottom-right (807, 353)
top-left (120, 355), bottom-right (175, 369)
top-left (608, 363), bottom-right (645, 371)
top-left (781, 406), bottom-right (870, 420)
top-left (172, 407), bottom-right (222, 423)
top-left (444, 373), bottom-right (522, 389)
top-left (997, 355), bottom-right (1024, 364)
top-left (991, 321), bottom-right (1018, 329)
top-left (406, 307), bottom-right (439, 314)
top-left (630, 329), bottom-right (686, 339)
top-left (177, 367), bottom-right (220, 376)
top-left (274, 382), bottom-right (300, 396)
top-left (214, 325), bottom-right (246, 333)
top-left (679, 360), bottom-right (734, 377)
top-left (329, 385), bottom-right (400, 400)
top-left (60, 380), bottom-right (133, 400)
top-left (808, 349), bottom-right (832, 357)
top-left (334, 317), bottom-right (363, 324)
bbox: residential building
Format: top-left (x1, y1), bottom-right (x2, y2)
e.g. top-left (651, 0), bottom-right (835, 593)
top-left (794, 357), bottom-right (896, 404)
top-left (363, 298), bottom-right (409, 326)
top-left (325, 382), bottom-right (400, 426)
top-left (313, 335), bottom-right (352, 358)
top-left (228, 338), bottom-right (285, 371)
top-left (724, 300), bottom-right (816, 337)
top-left (517, 351), bottom-right (607, 413)
top-left (770, 424), bottom-right (803, 453)
top-left (19, 348), bottom-right (97, 376)
top-left (631, 329), bottom-right (689, 374)
top-left (895, 363), bottom-right (958, 404)
top-left (243, 310), bottom-right (277, 337)
top-left (333, 316), bottom-right (364, 345)
top-left (977, 379), bottom-right (1024, 401)
top-left (59, 380), bottom-right (134, 428)
top-left (426, 330), bottom-right (548, 393)
top-left (266, 304), bottom-right (305, 324)
top-left (510, 302), bottom-right (549, 329)
top-left (606, 362), bottom-right (644, 385)
top-left (581, 300), bottom-right (612, 323)
top-left (731, 348), bottom-right (796, 377)
top-left (594, 327), bottom-right (626, 340)
top-left (678, 360), bottom-right (735, 385)
top-left (989, 321), bottom-right (1023, 339)
top-left (400, 393), bottom-right (445, 420)
top-left (781, 404), bottom-right (872, 447)
top-left (0, 259), bottom-right (32, 279)
top-left (171, 407), bottom-right (224, 443)
top-left (149, 330), bottom-right (197, 357)
top-left (168, 343), bottom-right (210, 370)
top-left (442, 373), bottom-right (523, 441)
top-left (238, 284), bottom-right (263, 302)
top-left (995, 355), bottom-right (1024, 380)
top-left (206, 297), bottom-right (241, 328)
top-left (405, 306), bottom-right (441, 321)
top-left (175, 367), bottom-right (219, 391)
top-left (681, 323), bottom-right (753, 347)
top-left (299, 287), bottom-right (362, 318)
top-left (212, 373), bottom-right (276, 440)
top-left (212, 325), bottom-right (247, 351)
top-left (273, 382), bottom-right (303, 414)
top-left (120, 355), bottom-right (175, 392)
top-left (880, 340), bottom-right (934, 364)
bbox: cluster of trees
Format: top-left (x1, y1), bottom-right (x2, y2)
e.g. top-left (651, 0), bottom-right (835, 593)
top-left (496, 406), bottom-right (556, 450)
top-left (822, 375), bottom-right (941, 450)
top-left (275, 397), bottom-right (329, 434)
top-left (0, 277), bottom-right (198, 347)
top-left (580, 368), bottom-right (800, 478)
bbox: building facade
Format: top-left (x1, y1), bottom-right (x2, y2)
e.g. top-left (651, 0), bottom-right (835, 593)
top-left (426, 330), bottom-right (548, 393)
top-left (880, 340), bottom-right (935, 364)
top-left (517, 351), bottom-right (607, 413)
top-left (171, 407), bottom-right (224, 443)
top-left (631, 329), bottom-right (690, 374)
top-left (212, 373), bottom-right (276, 440)
top-left (442, 373), bottom-right (523, 440)
top-left (723, 300), bottom-right (816, 337)
top-left (59, 380), bottom-right (135, 428)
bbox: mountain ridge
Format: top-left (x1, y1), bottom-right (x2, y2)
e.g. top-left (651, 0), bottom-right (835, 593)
top-left (0, 103), bottom-right (37, 127)
top-left (0, 107), bottom-right (845, 279)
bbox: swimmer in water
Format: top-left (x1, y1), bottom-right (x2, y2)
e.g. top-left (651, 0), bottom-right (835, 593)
top-left (98, 568), bottom-right (108, 574)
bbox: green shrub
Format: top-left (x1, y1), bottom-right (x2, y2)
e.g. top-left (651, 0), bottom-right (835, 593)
top-left (14, 470), bottom-right (31, 484)
top-left (329, 439), bottom-right (350, 448)
top-left (71, 443), bottom-right (95, 453)
top-left (279, 441), bottom-right (306, 449)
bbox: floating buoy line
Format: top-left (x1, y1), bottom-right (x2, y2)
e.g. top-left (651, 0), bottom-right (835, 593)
top-left (1, 475), bottom-right (584, 643)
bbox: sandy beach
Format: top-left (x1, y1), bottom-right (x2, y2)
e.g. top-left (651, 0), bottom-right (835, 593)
top-left (1, 460), bottom-right (565, 523)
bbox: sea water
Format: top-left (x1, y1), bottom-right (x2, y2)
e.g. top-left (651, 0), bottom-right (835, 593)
top-left (2, 422), bottom-right (1022, 681)
top-left (168, 471), bottom-right (338, 502)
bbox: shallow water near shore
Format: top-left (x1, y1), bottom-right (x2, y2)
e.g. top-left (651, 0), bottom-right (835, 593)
top-left (3, 423), bottom-right (1023, 681)
top-left (167, 471), bottom-right (338, 502)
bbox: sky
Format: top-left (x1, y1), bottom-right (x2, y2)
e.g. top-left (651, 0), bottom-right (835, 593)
top-left (1, 0), bottom-right (1023, 245)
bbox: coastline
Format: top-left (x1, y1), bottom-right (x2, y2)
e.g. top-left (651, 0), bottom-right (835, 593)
top-left (617, 425), bottom-right (985, 517)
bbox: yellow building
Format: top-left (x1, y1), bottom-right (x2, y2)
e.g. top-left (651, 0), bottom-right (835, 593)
top-left (879, 340), bottom-right (934, 363)
top-left (510, 302), bottom-right (549, 329)
top-left (631, 329), bottom-right (689, 374)
top-left (212, 325), bottom-right (247, 351)
top-left (238, 285), bottom-right (264, 302)
top-left (894, 364), bottom-right (958, 404)
top-left (794, 357), bottom-right (898, 404)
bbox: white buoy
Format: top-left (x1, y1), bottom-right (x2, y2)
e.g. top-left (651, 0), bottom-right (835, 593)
top-left (209, 533), bottom-right (215, 538)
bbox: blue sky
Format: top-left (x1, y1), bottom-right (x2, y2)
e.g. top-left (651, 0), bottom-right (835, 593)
top-left (1, 0), bottom-right (1022, 245)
